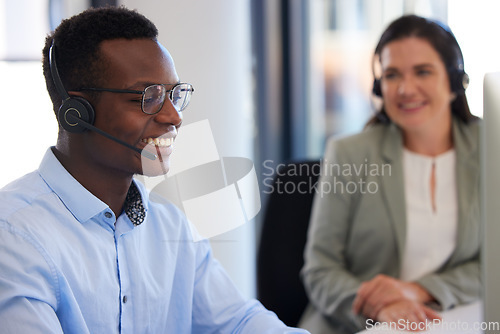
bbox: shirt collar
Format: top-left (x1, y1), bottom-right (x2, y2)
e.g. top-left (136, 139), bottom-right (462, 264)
top-left (38, 148), bottom-right (110, 223)
top-left (38, 148), bottom-right (150, 225)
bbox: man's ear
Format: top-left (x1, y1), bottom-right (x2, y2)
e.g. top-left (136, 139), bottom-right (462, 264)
top-left (67, 91), bottom-right (89, 99)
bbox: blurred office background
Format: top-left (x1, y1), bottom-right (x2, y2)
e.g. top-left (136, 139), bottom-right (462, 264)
top-left (0, 0), bottom-right (498, 300)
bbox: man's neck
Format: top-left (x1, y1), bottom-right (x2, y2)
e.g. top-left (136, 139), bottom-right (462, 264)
top-left (51, 146), bottom-right (133, 217)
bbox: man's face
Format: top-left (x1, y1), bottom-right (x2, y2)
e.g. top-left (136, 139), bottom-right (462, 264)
top-left (76, 38), bottom-right (183, 177)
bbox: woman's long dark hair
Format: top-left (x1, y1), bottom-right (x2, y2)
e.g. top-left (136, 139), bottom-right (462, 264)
top-left (366, 15), bottom-right (477, 126)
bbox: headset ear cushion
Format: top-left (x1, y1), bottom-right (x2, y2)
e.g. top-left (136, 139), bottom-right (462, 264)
top-left (449, 70), bottom-right (469, 94)
top-left (372, 79), bottom-right (382, 97)
top-left (57, 97), bottom-right (95, 133)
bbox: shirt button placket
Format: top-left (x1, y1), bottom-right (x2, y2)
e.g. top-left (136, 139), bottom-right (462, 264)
top-left (115, 229), bottom-right (131, 333)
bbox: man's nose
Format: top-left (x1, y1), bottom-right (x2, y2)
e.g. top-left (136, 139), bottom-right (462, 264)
top-left (154, 99), bottom-right (183, 126)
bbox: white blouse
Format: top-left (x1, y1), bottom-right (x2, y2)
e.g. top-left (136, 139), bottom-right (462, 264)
top-left (399, 148), bottom-right (458, 282)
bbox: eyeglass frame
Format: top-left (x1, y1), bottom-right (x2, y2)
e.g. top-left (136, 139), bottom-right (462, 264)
top-left (75, 82), bottom-right (194, 115)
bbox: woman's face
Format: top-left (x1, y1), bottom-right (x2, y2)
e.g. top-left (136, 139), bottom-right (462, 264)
top-left (379, 37), bottom-right (454, 135)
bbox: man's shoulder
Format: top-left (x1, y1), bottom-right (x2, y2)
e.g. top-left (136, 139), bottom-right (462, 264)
top-left (0, 171), bottom-right (52, 222)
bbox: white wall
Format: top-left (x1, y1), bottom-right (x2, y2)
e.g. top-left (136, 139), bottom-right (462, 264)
top-left (120, 0), bottom-right (257, 298)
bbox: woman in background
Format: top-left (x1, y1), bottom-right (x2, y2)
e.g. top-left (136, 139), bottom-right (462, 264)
top-left (299, 15), bottom-right (480, 334)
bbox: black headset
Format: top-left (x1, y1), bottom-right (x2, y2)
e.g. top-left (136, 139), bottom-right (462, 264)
top-left (49, 40), bottom-right (95, 133)
top-left (371, 19), bottom-right (469, 98)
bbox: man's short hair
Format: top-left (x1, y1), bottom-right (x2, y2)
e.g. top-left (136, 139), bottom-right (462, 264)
top-left (42, 6), bottom-right (158, 114)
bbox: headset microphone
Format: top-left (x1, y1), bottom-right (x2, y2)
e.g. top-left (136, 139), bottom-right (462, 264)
top-left (49, 40), bottom-right (157, 161)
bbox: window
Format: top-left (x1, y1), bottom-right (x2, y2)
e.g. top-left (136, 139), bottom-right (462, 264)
top-left (0, 0), bottom-right (105, 188)
top-left (0, 0), bottom-right (56, 188)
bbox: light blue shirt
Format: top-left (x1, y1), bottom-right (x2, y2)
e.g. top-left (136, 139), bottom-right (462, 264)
top-left (0, 148), bottom-right (309, 334)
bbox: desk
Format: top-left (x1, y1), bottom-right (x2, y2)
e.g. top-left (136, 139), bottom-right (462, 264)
top-left (357, 301), bottom-right (483, 333)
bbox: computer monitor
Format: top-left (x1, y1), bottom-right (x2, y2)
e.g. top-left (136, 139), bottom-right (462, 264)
top-left (481, 72), bottom-right (500, 333)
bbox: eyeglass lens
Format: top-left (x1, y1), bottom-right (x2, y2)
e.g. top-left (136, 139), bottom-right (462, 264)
top-left (143, 83), bottom-right (193, 114)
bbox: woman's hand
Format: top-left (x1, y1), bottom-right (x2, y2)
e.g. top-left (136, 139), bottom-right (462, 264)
top-left (377, 300), bottom-right (442, 332)
top-left (352, 274), bottom-right (435, 319)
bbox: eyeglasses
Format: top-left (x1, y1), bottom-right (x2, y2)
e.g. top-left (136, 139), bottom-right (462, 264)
top-left (78, 82), bottom-right (194, 114)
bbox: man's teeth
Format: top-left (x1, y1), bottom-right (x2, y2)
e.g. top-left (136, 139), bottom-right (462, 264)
top-left (142, 137), bottom-right (173, 147)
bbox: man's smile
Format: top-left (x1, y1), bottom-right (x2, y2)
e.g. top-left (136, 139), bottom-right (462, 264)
top-left (141, 137), bottom-right (174, 147)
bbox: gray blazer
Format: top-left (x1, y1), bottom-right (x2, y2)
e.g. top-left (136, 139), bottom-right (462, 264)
top-left (299, 118), bottom-right (481, 334)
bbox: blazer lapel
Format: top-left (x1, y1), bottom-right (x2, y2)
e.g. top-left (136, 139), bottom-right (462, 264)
top-left (379, 124), bottom-right (407, 270)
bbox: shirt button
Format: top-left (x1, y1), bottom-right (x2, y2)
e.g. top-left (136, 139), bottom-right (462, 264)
top-left (123, 296), bottom-right (128, 303)
top-left (104, 212), bottom-right (112, 219)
